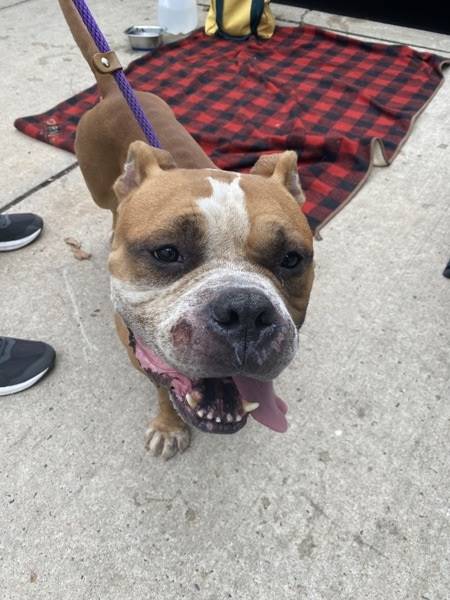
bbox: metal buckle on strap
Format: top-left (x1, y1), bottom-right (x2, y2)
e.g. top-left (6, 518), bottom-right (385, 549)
top-left (92, 51), bottom-right (122, 74)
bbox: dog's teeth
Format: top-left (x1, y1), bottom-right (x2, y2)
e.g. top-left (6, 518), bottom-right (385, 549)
top-left (242, 400), bottom-right (260, 413)
top-left (235, 414), bottom-right (242, 422)
top-left (197, 409), bottom-right (205, 418)
top-left (226, 413), bottom-right (233, 423)
top-left (215, 416), bottom-right (221, 423)
top-left (207, 411), bottom-right (214, 420)
top-left (186, 393), bottom-right (199, 409)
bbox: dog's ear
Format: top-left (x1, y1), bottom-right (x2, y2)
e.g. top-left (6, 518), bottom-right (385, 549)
top-left (250, 151), bottom-right (304, 204)
top-left (114, 140), bottom-right (176, 200)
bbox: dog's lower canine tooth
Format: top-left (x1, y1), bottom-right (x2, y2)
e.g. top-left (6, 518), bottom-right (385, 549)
top-left (242, 400), bottom-right (260, 413)
top-left (186, 393), bottom-right (199, 409)
top-left (197, 409), bottom-right (205, 418)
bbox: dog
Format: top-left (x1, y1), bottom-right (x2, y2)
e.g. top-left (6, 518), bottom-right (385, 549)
top-left (59, 1), bottom-right (314, 459)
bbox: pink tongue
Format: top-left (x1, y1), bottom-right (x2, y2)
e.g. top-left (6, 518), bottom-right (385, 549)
top-left (232, 376), bottom-right (288, 433)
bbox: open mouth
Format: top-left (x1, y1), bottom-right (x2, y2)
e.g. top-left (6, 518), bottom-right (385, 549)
top-left (128, 330), bottom-right (289, 434)
top-left (169, 377), bottom-right (250, 434)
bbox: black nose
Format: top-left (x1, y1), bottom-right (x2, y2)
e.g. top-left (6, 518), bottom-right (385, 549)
top-left (210, 288), bottom-right (277, 338)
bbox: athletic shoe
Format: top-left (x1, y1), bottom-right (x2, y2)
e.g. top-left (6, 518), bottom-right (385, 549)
top-left (0, 337), bottom-right (55, 396)
top-left (443, 259), bottom-right (450, 279)
top-left (0, 213), bottom-right (43, 251)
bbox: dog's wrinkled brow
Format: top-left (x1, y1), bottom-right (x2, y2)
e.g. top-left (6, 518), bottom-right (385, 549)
top-left (248, 224), bottom-right (312, 263)
top-left (127, 214), bottom-right (206, 252)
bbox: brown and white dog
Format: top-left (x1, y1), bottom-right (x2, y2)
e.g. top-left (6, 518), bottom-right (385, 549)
top-left (59, 1), bottom-right (314, 459)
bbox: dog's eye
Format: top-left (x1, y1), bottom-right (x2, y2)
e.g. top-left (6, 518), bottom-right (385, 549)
top-left (152, 245), bottom-right (181, 263)
top-left (280, 251), bottom-right (303, 269)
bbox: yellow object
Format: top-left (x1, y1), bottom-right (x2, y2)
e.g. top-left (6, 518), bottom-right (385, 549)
top-left (205, 0), bottom-right (275, 40)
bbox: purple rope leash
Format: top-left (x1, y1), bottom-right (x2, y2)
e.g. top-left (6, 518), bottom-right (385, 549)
top-left (71, 0), bottom-right (161, 148)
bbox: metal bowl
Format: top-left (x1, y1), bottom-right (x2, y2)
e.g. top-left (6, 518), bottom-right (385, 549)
top-left (125, 25), bottom-right (165, 50)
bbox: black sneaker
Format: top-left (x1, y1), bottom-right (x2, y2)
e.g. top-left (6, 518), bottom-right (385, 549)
top-left (0, 337), bottom-right (55, 396)
top-left (0, 213), bottom-right (43, 251)
top-left (443, 259), bottom-right (450, 279)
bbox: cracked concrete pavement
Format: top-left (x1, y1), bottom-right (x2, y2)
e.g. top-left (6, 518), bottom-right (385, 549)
top-left (0, 1), bottom-right (449, 598)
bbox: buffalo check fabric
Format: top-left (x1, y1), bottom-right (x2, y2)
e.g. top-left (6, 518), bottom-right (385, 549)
top-left (14, 25), bottom-right (447, 233)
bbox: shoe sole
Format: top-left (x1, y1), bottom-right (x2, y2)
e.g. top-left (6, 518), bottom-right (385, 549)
top-left (0, 228), bottom-right (42, 251)
top-left (0, 367), bottom-right (50, 396)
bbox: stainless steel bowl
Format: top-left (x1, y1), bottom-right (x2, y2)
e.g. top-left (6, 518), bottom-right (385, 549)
top-left (125, 26), bottom-right (165, 50)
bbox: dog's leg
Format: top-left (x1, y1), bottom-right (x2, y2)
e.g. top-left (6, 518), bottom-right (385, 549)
top-left (145, 387), bottom-right (191, 460)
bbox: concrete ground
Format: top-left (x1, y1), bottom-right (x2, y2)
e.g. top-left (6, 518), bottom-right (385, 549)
top-left (0, 1), bottom-right (449, 598)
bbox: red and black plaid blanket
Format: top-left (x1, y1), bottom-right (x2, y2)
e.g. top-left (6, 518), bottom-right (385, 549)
top-left (14, 25), bottom-right (447, 234)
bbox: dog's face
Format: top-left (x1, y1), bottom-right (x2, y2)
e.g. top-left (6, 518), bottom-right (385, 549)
top-left (109, 142), bottom-right (314, 434)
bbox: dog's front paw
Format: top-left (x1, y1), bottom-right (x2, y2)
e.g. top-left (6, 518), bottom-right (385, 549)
top-left (145, 419), bottom-right (191, 460)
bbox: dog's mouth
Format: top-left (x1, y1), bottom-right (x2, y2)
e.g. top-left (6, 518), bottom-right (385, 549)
top-left (129, 330), bottom-right (288, 434)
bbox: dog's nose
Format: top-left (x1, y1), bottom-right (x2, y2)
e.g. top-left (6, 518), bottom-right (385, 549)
top-left (210, 288), bottom-right (277, 337)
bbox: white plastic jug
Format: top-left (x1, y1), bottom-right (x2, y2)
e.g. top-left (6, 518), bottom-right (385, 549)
top-left (158, 0), bottom-right (198, 35)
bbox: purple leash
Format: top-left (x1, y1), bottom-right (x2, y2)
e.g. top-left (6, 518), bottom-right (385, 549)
top-left (71, 0), bottom-right (162, 148)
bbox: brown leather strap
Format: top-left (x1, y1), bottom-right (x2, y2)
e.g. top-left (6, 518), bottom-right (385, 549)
top-left (92, 51), bottom-right (122, 74)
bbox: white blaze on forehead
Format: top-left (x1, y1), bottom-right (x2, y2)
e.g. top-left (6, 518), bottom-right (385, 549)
top-left (197, 175), bottom-right (250, 257)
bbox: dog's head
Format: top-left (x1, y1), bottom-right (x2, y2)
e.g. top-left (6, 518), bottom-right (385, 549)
top-left (109, 141), bottom-right (314, 434)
